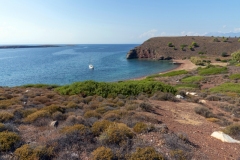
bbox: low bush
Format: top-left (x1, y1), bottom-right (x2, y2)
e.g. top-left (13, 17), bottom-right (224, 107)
top-left (210, 83), bottom-right (240, 93)
top-left (42, 105), bottom-right (65, 114)
top-left (24, 110), bottom-right (50, 123)
top-left (194, 106), bottom-right (215, 118)
top-left (84, 110), bottom-right (101, 119)
top-left (158, 70), bottom-right (188, 77)
top-left (181, 76), bottom-right (203, 83)
top-left (61, 124), bottom-right (88, 135)
top-left (66, 101), bottom-right (78, 109)
top-left (128, 147), bottom-right (164, 160)
top-left (215, 58), bottom-right (221, 61)
top-left (198, 65), bottom-right (228, 75)
top-left (191, 41), bottom-right (199, 47)
top-left (100, 123), bottom-right (134, 144)
top-left (91, 120), bottom-right (113, 136)
top-left (133, 122), bottom-right (149, 133)
top-left (222, 123), bottom-right (240, 136)
top-left (14, 144), bottom-right (54, 160)
top-left (0, 131), bottom-right (20, 152)
top-left (139, 102), bottom-right (153, 112)
top-left (0, 111), bottom-right (14, 122)
top-left (0, 123), bottom-right (5, 131)
top-left (221, 52), bottom-right (228, 57)
top-left (168, 42), bottom-right (174, 47)
top-left (92, 146), bottom-right (114, 160)
top-left (213, 38), bottom-right (220, 42)
top-left (229, 74), bottom-right (240, 80)
top-left (170, 149), bottom-right (188, 160)
top-left (190, 57), bottom-right (204, 65)
top-left (55, 80), bottom-right (177, 98)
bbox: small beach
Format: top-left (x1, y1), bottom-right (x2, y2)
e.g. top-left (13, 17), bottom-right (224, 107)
top-left (133, 59), bottom-right (197, 80)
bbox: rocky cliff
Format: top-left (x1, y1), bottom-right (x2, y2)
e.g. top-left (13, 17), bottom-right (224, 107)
top-left (126, 36), bottom-right (240, 60)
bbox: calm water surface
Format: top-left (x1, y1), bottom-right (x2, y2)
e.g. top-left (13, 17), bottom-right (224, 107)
top-left (0, 44), bottom-right (178, 87)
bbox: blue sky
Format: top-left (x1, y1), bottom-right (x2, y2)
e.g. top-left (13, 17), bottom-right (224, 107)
top-left (0, 0), bottom-right (240, 44)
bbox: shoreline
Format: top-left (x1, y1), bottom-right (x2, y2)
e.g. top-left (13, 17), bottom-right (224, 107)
top-left (132, 59), bottom-right (197, 80)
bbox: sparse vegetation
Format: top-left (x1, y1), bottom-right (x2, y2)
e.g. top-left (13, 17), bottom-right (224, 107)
top-left (128, 147), bottom-right (164, 160)
top-left (229, 74), bottom-right (240, 80)
top-left (210, 83), bottom-right (240, 93)
top-left (92, 146), bottom-right (114, 160)
top-left (56, 80), bottom-right (177, 97)
top-left (168, 42), bottom-right (174, 47)
top-left (197, 65), bottom-right (228, 75)
top-left (181, 76), bottom-right (203, 83)
top-left (158, 70), bottom-right (188, 77)
top-left (0, 131), bottom-right (20, 152)
top-left (222, 123), bottom-right (240, 136)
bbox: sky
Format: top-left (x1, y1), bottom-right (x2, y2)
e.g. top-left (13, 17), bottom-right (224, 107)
top-left (0, 0), bottom-right (240, 44)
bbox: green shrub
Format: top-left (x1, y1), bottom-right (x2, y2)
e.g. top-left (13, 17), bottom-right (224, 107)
top-left (0, 111), bottom-right (14, 122)
top-left (198, 65), bottom-right (227, 75)
top-left (222, 124), bottom-right (240, 136)
top-left (180, 44), bottom-right (187, 51)
top-left (215, 58), bottom-right (221, 61)
top-left (128, 147), bottom-right (164, 160)
top-left (133, 122), bottom-right (148, 133)
top-left (213, 38), bottom-right (220, 42)
top-left (190, 57), bottom-right (204, 65)
top-left (0, 131), bottom-right (20, 151)
top-left (101, 123), bottom-right (134, 144)
top-left (92, 120), bottom-right (113, 136)
top-left (175, 83), bottom-right (199, 89)
top-left (61, 124), bottom-right (88, 135)
top-left (229, 74), bottom-right (240, 80)
top-left (231, 50), bottom-right (240, 62)
top-left (56, 80), bottom-right (177, 98)
top-left (198, 51), bottom-right (205, 55)
top-left (14, 144), bottom-right (54, 160)
top-left (221, 52), bottom-right (228, 57)
top-left (168, 42), bottom-right (174, 47)
top-left (188, 46), bottom-right (194, 51)
top-left (191, 41), bottom-right (199, 47)
top-left (159, 70), bottom-right (188, 77)
top-left (84, 110), bottom-right (101, 119)
top-left (210, 83), bottom-right (240, 93)
top-left (238, 39), bottom-right (240, 42)
top-left (181, 76), bottom-right (203, 83)
top-left (92, 146), bottom-right (114, 160)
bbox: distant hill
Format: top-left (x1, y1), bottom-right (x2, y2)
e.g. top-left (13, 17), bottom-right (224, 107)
top-left (204, 32), bottom-right (240, 37)
top-left (126, 36), bottom-right (240, 60)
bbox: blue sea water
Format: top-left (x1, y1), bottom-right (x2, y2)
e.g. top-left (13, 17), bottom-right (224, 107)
top-left (0, 44), bottom-right (178, 87)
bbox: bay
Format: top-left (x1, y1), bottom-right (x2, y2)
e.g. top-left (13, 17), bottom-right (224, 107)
top-left (0, 44), bottom-right (178, 87)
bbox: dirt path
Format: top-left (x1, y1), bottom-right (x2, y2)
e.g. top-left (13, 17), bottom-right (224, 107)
top-left (149, 100), bottom-right (240, 159)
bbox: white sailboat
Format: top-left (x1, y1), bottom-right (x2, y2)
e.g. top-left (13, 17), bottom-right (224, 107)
top-left (89, 57), bottom-right (94, 69)
top-left (89, 64), bottom-right (94, 69)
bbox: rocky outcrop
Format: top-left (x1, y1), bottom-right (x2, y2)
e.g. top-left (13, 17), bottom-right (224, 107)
top-left (126, 36), bottom-right (240, 60)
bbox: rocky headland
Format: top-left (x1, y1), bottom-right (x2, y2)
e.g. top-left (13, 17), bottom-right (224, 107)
top-left (126, 36), bottom-right (240, 60)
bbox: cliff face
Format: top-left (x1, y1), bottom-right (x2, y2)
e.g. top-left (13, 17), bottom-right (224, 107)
top-left (126, 36), bottom-right (240, 60)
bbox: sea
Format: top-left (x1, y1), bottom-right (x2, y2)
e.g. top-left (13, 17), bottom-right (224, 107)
top-left (0, 44), bottom-right (179, 87)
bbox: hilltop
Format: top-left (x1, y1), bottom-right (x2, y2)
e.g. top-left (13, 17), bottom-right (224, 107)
top-left (127, 36), bottom-right (240, 60)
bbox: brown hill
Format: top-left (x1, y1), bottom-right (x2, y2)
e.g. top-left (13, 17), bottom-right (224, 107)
top-left (126, 36), bottom-right (240, 60)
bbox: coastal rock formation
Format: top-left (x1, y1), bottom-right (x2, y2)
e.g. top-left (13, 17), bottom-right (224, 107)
top-left (126, 36), bottom-right (240, 60)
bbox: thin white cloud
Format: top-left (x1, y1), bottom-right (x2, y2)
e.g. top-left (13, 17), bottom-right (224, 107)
top-left (234, 28), bottom-right (240, 32)
top-left (139, 29), bottom-right (158, 38)
top-left (223, 25), bottom-right (227, 28)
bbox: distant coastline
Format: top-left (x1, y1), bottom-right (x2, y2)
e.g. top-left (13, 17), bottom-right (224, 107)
top-left (0, 45), bottom-right (61, 49)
